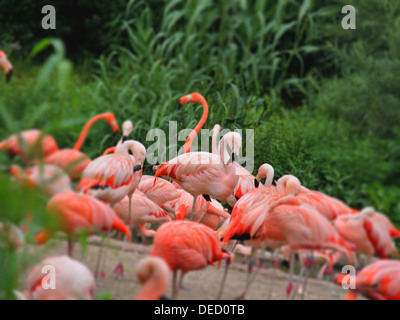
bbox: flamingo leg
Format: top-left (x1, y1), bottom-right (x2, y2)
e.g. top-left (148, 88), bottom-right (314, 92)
top-left (94, 237), bottom-right (105, 279)
top-left (67, 240), bottom-right (75, 258)
top-left (285, 252), bottom-right (295, 300)
top-left (172, 270), bottom-right (178, 300)
top-left (216, 256), bottom-right (231, 300)
top-left (268, 248), bottom-right (281, 300)
top-left (290, 264), bottom-right (306, 300)
top-left (216, 241), bottom-right (237, 300)
top-left (190, 196), bottom-right (197, 221)
top-left (300, 251), bottom-right (314, 300)
top-left (239, 245), bottom-right (261, 299)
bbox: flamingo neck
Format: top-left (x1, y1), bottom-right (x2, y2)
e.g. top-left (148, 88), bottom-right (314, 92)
top-left (73, 114), bottom-right (110, 151)
top-left (183, 97), bottom-right (209, 153)
top-left (212, 127), bottom-right (220, 155)
top-left (134, 277), bottom-right (167, 300)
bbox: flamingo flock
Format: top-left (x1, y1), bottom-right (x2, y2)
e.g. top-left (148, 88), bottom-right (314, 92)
top-left (1, 50), bottom-right (399, 300)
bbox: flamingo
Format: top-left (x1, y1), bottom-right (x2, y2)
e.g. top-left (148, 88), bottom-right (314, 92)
top-left (263, 196), bottom-right (355, 299)
top-left (154, 151), bottom-right (238, 219)
top-left (103, 120), bottom-right (133, 155)
top-left (150, 220), bottom-right (229, 299)
top-left (166, 188), bottom-right (229, 223)
top-left (212, 125), bottom-right (255, 205)
top-left (35, 191), bottom-right (131, 256)
top-left (334, 207), bottom-right (399, 259)
top-left (45, 112), bottom-right (119, 179)
top-left (334, 259), bottom-right (400, 300)
top-left (0, 129), bottom-right (58, 161)
top-left (77, 139), bottom-right (146, 220)
top-left (134, 257), bottom-right (170, 300)
top-left (113, 190), bottom-right (172, 242)
top-left (9, 164), bottom-right (71, 197)
top-left (275, 175), bottom-right (355, 221)
top-left (180, 92), bottom-right (208, 154)
top-left (0, 50), bottom-right (13, 82)
top-left (137, 175), bottom-right (179, 207)
top-left (26, 255), bottom-right (95, 300)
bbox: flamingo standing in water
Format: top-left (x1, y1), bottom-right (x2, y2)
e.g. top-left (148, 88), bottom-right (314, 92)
top-left (45, 112), bottom-right (119, 179)
top-left (134, 257), bottom-right (170, 300)
top-left (26, 255), bottom-right (95, 300)
top-left (0, 50), bottom-right (13, 82)
top-left (150, 220), bottom-right (229, 299)
top-left (335, 260), bottom-right (400, 300)
top-left (35, 191), bottom-right (131, 256)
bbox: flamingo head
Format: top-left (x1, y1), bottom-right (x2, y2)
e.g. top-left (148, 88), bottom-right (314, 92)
top-left (0, 50), bottom-right (13, 82)
top-left (178, 92), bottom-right (206, 107)
top-left (255, 163), bottom-right (275, 187)
top-left (103, 112), bottom-right (119, 132)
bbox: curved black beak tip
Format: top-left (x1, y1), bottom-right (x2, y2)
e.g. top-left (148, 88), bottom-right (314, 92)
top-left (133, 164), bottom-right (142, 172)
top-left (6, 69), bottom-right (12, 83)
top-left (254, 178), bottom-right (260, 188)
top-left (122, 135), bottom-right (128, 143)
top-left (231, 152), bottom-right (238, 162)
top-left (177, 101), bottom-right (182, 109)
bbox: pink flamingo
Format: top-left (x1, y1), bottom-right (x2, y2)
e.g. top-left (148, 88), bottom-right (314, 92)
top-left (134, 257), bottom-right (170, 300)
top-left (0, 50), bottom-right (13, 82)
top-left (212, 125), bottom-right (255, 205)
top-left (27, 255), bottom-right (95, 300)
top-left (45, 112), bottom-right (119, 179)
top-left (0, 129), bottom-right (58, 161)
top-left (103, 120), bottom-right (133, 155)
top-left (137, 175), bottom-right (179, 207)
top-left (335, 259), bottom-right (400, 300)
top-left (9, 164), bottom-right (71, 197)
top-left (35, 190), bottom-right (131, 256)
top-left (334, 207), bottom-right (399, 259)
top-left (77, 140), bottom-right (146, 219)
top-left (150, 220), bottom-right (229, 299)
top-left (113, 190), bottom-right (172, 242)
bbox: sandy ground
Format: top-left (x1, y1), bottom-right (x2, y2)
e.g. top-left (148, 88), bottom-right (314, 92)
top-left (19, 237), bottom-right (351, 300)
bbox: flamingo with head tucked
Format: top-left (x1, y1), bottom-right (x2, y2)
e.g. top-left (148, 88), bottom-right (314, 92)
top-left (27, 255), bottom-right (95, 300)
top-left (134, 257), bottom-right (170, 300)
top-left (150, 220), bottom-right (229, 299)
top-left (335, 259), bottom-right (400, 300)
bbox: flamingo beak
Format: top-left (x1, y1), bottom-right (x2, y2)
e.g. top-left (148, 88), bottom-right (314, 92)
top-left (133, 164), bottom-right (142, 172)
top-left (227, 152), bottom-right (237, 164)
top-left (122, 135), bottom-right (128, 143)
top-left (177, 101), bottom-right (182, 109)
top-left (254, 178), bottom-right (260, 188)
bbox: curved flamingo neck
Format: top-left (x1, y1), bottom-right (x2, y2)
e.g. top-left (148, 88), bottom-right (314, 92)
top-left (135, 278), bottom-right (166, 300)
top-left (73, 114), bottom-right (110, 151)
top-left (183, 97), bottom-right (209, 153)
